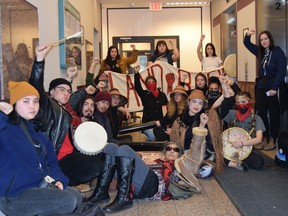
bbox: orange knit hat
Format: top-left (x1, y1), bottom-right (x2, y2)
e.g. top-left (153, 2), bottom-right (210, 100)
top-left (8, 81), bottom-right (40, 105)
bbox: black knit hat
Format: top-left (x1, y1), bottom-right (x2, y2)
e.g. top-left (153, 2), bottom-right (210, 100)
top-left (49, 78), bottom-right (72, 93)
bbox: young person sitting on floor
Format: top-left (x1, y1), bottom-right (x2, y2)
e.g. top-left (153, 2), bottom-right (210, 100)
top-left (0, 81), bottom-right (82, 215)
top-left (223, 91), bottom-right (265, 171)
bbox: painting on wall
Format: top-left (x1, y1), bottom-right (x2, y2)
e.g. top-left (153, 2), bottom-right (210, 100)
top-left (0, 0), bottom-right (38, 100)
top-left (58, 0), bottom-right (83, 70)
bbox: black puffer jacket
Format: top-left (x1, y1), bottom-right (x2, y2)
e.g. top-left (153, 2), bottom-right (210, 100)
top-left (29, 60), bottom-right (72, 154)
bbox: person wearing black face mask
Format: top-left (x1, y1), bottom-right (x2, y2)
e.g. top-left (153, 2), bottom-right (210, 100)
top-left (223, 91), bottom-right (265, 171)
top-left (207, 76), bottom-right (222, 109)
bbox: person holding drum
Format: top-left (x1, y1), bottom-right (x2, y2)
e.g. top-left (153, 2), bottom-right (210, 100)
top-left (0, 81), bottom-right (82, 215)
top-left (87, 113), bottom-right (208, 213)
top-left (134, 69), bottom-right (168, 141)
top-left (29, 45), bottom-right (104, 192)
top-left (223, 91), bottom-right (265, 171)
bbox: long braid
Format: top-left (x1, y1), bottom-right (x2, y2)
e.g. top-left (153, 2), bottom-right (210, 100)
top-left (207, 108), bottom-right (225, 173)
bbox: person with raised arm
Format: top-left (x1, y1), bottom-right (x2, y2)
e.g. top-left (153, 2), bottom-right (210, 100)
top-left (197, 35), bottom-right (222, 72)
top-left (148, 40), bottom-right (180, 66)
top-left (244, 28), bottom-right (287, 150)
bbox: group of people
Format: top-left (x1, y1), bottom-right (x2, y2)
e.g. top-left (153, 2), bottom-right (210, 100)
top-left (0, 28), bottom-right (287, 215)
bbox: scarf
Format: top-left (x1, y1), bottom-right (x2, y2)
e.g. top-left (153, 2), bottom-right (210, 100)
top-left (147, 82), bottom-right (159, 97)
top-left (161, 160), bottom-right (175, 200)
top-left (236, 103), bottom-right (253, 121)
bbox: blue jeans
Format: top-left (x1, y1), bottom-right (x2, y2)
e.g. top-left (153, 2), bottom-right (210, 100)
top-left (143, 128), bottom-right (156, 141)
top-left (0, 187), bottom-right (82, 216)
top-left (103, 143), bottom-right (150, 196)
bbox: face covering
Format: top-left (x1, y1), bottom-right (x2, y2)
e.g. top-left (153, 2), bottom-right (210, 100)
top-left (147, 82), bottom-right (159, 97)
top-left (236, 103), bottom-right (253, 121)
top-left (208, 90), bottom-right (221, 100)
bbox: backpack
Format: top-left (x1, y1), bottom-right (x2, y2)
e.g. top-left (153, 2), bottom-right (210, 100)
top-left (275, 130), bottom-right (288, 168)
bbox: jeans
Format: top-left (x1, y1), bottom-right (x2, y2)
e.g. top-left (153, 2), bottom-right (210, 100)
top-left (0, 187), bottom-right (82, 216)
top-left (143, 128), bottom-right (156, 141)
top-left (103, 143), bottom-right (150, 196)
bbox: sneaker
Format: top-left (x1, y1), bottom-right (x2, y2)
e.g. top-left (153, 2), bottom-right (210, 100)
top-left (263, 138), bottom-right (276, 151)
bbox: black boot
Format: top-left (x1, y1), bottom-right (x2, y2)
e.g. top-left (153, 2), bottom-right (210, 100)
top-left (103, 156), bottom-right (135, 213)
top-left (86, 153), bottom-right (116, 204)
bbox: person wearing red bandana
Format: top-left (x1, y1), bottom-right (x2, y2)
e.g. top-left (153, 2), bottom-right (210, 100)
top-left (223, 91), bottom-right (265, 171)
top-left (134, 69), bottom-right (168, 141)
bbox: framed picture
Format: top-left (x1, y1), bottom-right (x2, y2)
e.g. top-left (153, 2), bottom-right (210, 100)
top-left (58, 0), bottom-right (82, 69)
top-left (243, 27), bottom-right (249, 39)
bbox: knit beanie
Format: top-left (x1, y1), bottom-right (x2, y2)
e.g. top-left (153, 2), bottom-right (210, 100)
top-left (8, 81), bottom-right (40, 105)
top-left (188, 89), bottom-right (206, 101)
top-left (95, 91), bottom-right (112, 103)
top-left (49, 78), bottom-right (72, 93)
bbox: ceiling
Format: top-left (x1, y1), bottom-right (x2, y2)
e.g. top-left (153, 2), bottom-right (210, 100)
top-left (0, 0), bottom-right (211, 11)
top-left (98, 0), bottom-right (211, 8)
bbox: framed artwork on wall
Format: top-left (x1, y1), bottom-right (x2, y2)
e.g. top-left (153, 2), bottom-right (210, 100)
top-left (58, 0), bottom-right (82, 69)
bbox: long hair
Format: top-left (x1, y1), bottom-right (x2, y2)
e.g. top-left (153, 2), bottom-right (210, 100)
top-left (167, 94), bottom-right (187, 118)
top-left (205, 43), bottom-right (217, 57)
top-left (104, 46), bottom-right (121, 64)
top-left (154, 40), bottom-right (170, 55)
top-left (258, 30), bottom-right (275, 60)
top-left (75, 96), bottom-right (95, 118)
top-left (71, 46), bottom-right (81, 65)
top-left (195, 72), bottom-right (208, 89)
top-left (8, 106), bottom-right (48, 132)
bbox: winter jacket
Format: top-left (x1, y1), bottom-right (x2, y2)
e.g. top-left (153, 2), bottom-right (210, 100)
top-left (0, 112), bottom-right (68, 197)
top-left (244, 34), bottom-right (287, 90)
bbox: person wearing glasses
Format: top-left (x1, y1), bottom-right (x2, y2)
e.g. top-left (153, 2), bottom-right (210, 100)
top-left (29, 44), bottom-right (103, 196)
top-left (86, 114), bottom-right (208, 214)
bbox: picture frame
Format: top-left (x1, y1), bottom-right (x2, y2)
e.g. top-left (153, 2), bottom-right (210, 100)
top-left (58, 0), bottom-right (82, 69)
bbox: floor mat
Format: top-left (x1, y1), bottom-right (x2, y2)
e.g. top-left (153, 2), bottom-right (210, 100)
top-left (214, 151), bottom-right (288, 216)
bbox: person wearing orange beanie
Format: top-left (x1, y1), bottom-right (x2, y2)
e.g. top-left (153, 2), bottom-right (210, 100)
top-left (0, 81), bottom-right (82, 215)
top-left (8, 81), bottom-right (39, 105)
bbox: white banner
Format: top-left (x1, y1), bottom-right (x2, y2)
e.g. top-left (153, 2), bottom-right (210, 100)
top-left (105, 61), bottom-right (224, 112)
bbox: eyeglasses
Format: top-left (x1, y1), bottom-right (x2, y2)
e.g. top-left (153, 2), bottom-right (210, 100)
top-left (55, 87), bottom-right (72, 94)
top-left (165, 147), bottom-right (180, 152)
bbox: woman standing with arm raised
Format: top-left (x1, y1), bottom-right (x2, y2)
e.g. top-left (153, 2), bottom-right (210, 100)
top-left (244, 28), bottom-right (287, 150)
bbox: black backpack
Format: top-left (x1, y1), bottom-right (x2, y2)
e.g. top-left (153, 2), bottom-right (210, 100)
top-left (275, 130), bottom-right (288, 168)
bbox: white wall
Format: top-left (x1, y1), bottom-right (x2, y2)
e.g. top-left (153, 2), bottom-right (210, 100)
top-left (237, 1), bottom-right (256, 82)
top-left (102, 7), bottom-right (211, 72)
top-left (26, 0), bottom-right (101, 90)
